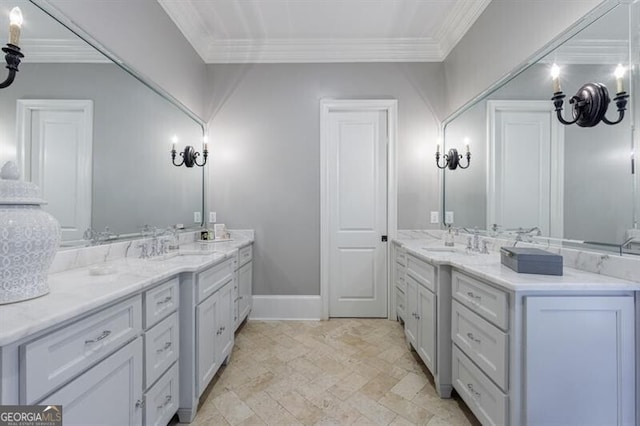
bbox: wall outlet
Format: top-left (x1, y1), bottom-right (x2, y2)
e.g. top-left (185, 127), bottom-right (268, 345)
top-left (194, 211), bottom-right (202, 223)
top-left (430, 211), bottom-right (439, 224)
top-left (445, 211), bottom-right (454, 224)
top-left (209, 212), bottom-right (217, 223)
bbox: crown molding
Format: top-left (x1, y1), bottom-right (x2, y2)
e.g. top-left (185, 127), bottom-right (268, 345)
top-left (22, 38), bottom-right (110, 63)
top-left (436, 0), bottom-right (492, 58)
top-left (159, 0), bottom-right (490, 63)
top-left (204, 38), bottom-right (442, 64)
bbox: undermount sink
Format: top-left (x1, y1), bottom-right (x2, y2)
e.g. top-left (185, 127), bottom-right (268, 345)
top-left (88, 264), bottom-right (117, 276)
top-left (421, 247), bottom-right (458, 253)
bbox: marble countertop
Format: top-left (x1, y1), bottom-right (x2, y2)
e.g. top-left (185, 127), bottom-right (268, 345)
top-left (396, 237), bottom-right (640, 292)
top-left (0, 236), bottom-right (253, 347)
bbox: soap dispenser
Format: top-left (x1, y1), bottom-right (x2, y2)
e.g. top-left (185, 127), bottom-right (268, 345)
top-left (444, 224), bottom-right (455, 247)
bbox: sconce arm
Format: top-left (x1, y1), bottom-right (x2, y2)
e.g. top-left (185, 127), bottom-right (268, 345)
top-left (171, 148), bottom-right (185, 167)
top-left (435, 152), bottom-right (448, 169)
top-left (602, 92), bottom-right (629, 126)
top-left (0, 44), bottom-right (22, 89)
top-left (458, 151), bottom-right (471, 169)
top-left (551, 92), bottom-right (580, 125)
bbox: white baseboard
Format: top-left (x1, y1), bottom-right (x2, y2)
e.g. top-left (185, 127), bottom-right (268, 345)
top-left (249, 295), bottom-right (322, 320)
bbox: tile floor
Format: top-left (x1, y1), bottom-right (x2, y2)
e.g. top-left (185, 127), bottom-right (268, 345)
top-left (173, 319), bottom-right (480, 426)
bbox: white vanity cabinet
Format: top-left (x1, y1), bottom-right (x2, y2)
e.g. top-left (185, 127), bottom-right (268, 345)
top-left (450, 269), bottom-right (637, 426)
top-left (0, 295), bottom-right (146, 425)
top-left (234, 243), bottom-right (253, 330)
top-left (179, 255), bottom-right (236, 423)
top-left (402, 251), bottom-right (452, 397)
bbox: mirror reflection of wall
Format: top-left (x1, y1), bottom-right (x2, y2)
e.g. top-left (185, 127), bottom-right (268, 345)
top-left (0, 0), bottom-right (204, 244)
top-left (443, 3), bottom-right (633, 246)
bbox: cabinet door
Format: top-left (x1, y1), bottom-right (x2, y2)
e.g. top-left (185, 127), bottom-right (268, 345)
top-left (216, 281), bottom-right (234, 365)
top-left (404, 276), bottom-right (418, 347)
top-left (525, 296), bottom-right (635, 426)
top-left (196, 294), bottom-right (218, 396)
top-left (417, 286), bottom-right (436, 373)
top-left (41, 338), bottom-right (142, 426)
top-left (238, 260), bottom-right (253, 325)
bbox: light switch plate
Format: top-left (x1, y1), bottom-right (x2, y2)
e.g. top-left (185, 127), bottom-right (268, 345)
top-left (445, 211), bottom-right (454, 224)
top-left (209, 212), bottom-right (217, 223)
top-left (194, 211), bottom-right (202, 223)
top-left (430, 211), bottom-right (439, 224)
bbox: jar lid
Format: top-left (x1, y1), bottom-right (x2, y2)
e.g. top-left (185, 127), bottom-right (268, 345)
top-left (0, 161), bottom-right (46, 205)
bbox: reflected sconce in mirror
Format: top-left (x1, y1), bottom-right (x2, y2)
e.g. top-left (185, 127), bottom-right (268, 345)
top-left (436, 138), bottom-right (471, 170)
top-left (550, 63), bottom-right (628, 127)
top-left (0, 7), bottom-right (24, 89)
top-left (170, 135), bottom-right (208, 167)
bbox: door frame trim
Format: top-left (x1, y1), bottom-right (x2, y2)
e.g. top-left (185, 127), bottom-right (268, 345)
top-left (486, 100), bottom-right (564, 238)
top-left (320, 99), bottom-right (398, 320)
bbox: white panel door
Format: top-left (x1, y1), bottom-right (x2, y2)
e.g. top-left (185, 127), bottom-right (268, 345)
top-left (487, 101), bottom-right (563, 238)
top-left (17, 100), bottom-right (93, 242)
top-left (327, 110), bottom-right (387, 317)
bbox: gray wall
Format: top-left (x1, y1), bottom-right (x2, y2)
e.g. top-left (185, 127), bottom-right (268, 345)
top-left (0, 63), bottom-right (203, 236)
top-left (205, 63), bottom-right (445, 295)
top-left (443, 0), bottom-right (603, 117)
top-left (46, 0), bottom-right (207, 120)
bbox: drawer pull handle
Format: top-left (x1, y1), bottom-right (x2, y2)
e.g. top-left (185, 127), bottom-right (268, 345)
top-left (157, 342), bottom-right (172, 354)
top-left (136, 399), bottom-right (145, 409)
top-left (467, 332), bottom-right (481, 343)
top-left (467, 383), bottom-right (481, 399)
top-left (85, 330), bottom-right (111, 344)
top-left (157, 296), bottom-right (172, 305)
top-left (157, 395), bottom-right (172, 409)
top-left (466, 291), bottom-right (481, 301)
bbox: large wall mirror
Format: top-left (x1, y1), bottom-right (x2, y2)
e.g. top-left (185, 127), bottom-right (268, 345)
top-left (0, 0), bottom-right (205, 246)
top-left (442, 0), bottom-right (638, 252)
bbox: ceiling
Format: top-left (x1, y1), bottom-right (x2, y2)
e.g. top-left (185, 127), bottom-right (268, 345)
top-left (158, 0), bottom-right (492, 64)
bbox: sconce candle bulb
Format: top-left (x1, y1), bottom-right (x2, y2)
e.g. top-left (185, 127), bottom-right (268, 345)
top-left (550, 63), bottom-right (561, 93)
top-left (614, 64), bottom-right (625, 93)
top-left (8, 7), bottom-right (21, 46)
top-left (464, 137), bottom-right (470, 154)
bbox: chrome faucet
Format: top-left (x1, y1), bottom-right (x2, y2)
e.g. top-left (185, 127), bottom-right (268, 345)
top-left (620, 236), bottom-right (640, 255)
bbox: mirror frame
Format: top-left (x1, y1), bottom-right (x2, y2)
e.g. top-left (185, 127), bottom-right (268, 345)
top-left (27, 0), bottom-right (207, 236)
top-left (439, 0), bottom-right (631, 239)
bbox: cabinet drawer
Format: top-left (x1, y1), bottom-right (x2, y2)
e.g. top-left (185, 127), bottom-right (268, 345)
top-left (238, 244), bottom-right (253, 267)
top-left (144, 312), bottom-right (179, 389)
top-left (144, 361), bottom-right (179, 426)
top-left (22, 295), bottom-right (142, 404)
top-left (197, 258), bottom-right (234, 303)
top-left (452, 345), bottom-right (507, 426)
top-left (396, 287), bottom-right (406, 320)
top-left (452, 271), bottom-right (508, 330)
top-left (144, 277), bottom-right (179, 328)
top-left (452, 300), bottom-right (508, 390)
top-left (395, 274), bottom-right (406, 294)
top-left (406, 254), bottom-right (435, 292)
top-left (396, 249), bottom-right (406, 267)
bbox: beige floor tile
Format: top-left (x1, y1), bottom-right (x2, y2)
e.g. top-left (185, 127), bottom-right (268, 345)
top-left (378, 391), bottom-right (434, 424)
top-left (272, 390), bottom-right (325, 424)
top-left (346, 392), bottom-right (398, 425)
top-left (359, 373), bottom-right (402, 401)
top-left (328, 372), bottom-right (371, 400)
top-left (245, 391), bottom-right (302, 425)
top-left (185, 320), bottom-right (480, 426)
top-left (213, 391), bottom-right (256, 425)
top-left (390, 372), bottom-right (428, 400)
